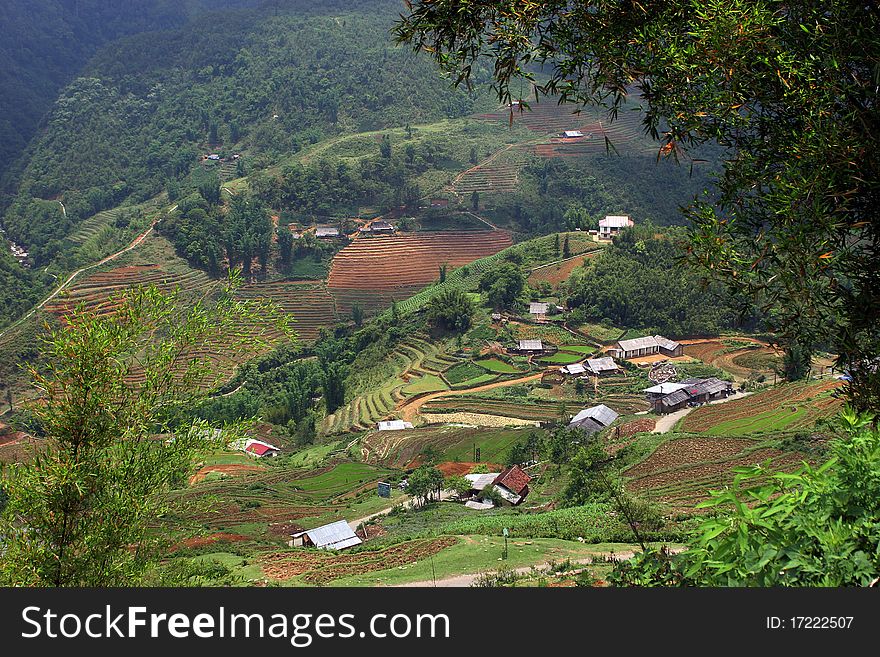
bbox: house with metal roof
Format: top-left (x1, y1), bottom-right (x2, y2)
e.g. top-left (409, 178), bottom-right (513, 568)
top-left (584, 357), bottom-right (619, 376)
top-left (562, 130), bottom-right (585, 138)
top-left (464, 466), bottom-right (531, 507)
top-left (599, 214), bottom-right (634, 238)
top-left (560, 363), bottom-right (587, 376)
top-left (514, 339), bottom-right (544, 353)
top-left (529, 302), bottom-right (550, 316)
top-left (377, 420), bottom-right (414, 431)
top-left (289, 520), bottom-right (363, 550)
top-left (315, 226), bottom-right (340, 238)
top-left (616, 335), bottom-right (682, 359)
top-left (568, 404), bottom-right (619, 435)
top-left (240, 438), bottom-right (281, 458)
top-left (650, 377), bottom-right (734, 413)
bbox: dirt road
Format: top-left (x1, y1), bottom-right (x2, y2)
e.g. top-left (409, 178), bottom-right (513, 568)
top-left (396, 372), bottom-right (545, 424)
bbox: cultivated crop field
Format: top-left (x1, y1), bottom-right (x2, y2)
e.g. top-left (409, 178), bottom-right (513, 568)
top-left (361, 425), bottom-right (541, 467)
top-left (527, 251), bottom-right (597, 288)
top-left (235, 281), bottom-right (338, 342)
top-left (625, 436), bottom-right (808, 509)
top-left (680, 380), bottom-right (844, 435)
top-left (682, 338), bottom-right (783, 379)
top-left (260, 537), bottom-right (459, 585)
top-left (327, 231), bottom-right (513, 314)
top-left (45, 264), bottom-right (214, 318)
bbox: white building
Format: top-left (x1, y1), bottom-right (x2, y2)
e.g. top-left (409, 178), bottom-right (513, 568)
top-left (599, 215), bottom-right (634, 239)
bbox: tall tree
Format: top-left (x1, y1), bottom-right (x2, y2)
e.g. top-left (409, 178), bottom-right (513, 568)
top-left (395, 0), bottom-right (880, 412)
top-left (0, 282), bottom-right (293, 586)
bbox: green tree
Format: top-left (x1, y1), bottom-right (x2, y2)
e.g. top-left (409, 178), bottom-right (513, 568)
top-left (321, 362), bottom-right (347, 414)
top-left (379, 134), bottom-right (392, 158)
top-left (408, 465), bottom-right (444, 507)
top-left (0, 282), bottom-right (293, 586)
top-left (426, 288), bottom-right (474, 333)
top-left (352, 302), bottom-right (365, 328)
top-left (438, 262), bottom-right (448, 283)
top-left (562, 235), bottom-right (571, 259)
top-left (471, 190), bottom-right (479, 210)
top-left (277, 227), bottom-right (293, 270)
top-left (394, 0), bottom-right (880, 412)
top-left (445, 475), bottom-right (473, 499)
top-left (479, 262), bottom-right (525, 309)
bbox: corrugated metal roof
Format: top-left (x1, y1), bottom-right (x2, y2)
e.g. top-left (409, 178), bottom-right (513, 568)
top-left (316, 226), bottom-right (339, 236)
top-left (305, 520), bottom-right (362, 550)
top-left (569, 404), bottom-right (619, 428)
top-left (561, 363), bottom-right (587, 375)
top-left (644, 382), bottom-right (690, 395)
top-left (465, 473), bottom-right (499, 490)
top-left (653, 335), bottom-right (681, 351)
top-left (585, 357), bottom-right (618, 373)
top-left (600, 215), bottom-right (633, 227)
top-left (568, 417), bottom-right (605, 435)
top-left (518, 339), bottom-right (543, 351)
top-left (618, 336), bottom-right (660, 352)
top-left (377, 420), bottom-right (414, 431)
top-left (491, 485), bottom-right (522, 504)
top-left (529, 302), bottom-right (550, 314)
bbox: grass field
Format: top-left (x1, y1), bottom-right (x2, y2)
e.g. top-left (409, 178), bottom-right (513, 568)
top-left (538, 351), bottom-right (586, 365)
top-left (474, 357), bottom-right (522, 373)
top-left (443, 361), bottom-right (488, 385)
top-left (402, 373), bottom-right (449, 395)
top-left (329, 536), bottom-right (642, 586)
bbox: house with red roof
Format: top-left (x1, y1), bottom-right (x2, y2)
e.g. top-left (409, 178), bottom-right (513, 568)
top-left (244, 439), bottom-right (281, 458)
top-left (492, 465), bottom-right (531, 506)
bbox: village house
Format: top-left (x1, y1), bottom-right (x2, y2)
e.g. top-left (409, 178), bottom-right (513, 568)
top-left (598, 214), bottom-right (635, 239)
top-left (568, 404), bottom-right (619, 436)
top-left (429, 198), bottom-right (449, 208)
top-left (560, 363), bottom-right (587, 376)
top-left (464, 465), bottom-right (531, 507)
top-left (511, 339), bottom-right (544, 354)
top-left (376, 420), bottom-right (414, 431)
top-left (614, 335), bottom-right (682, 360)
top-left (584, 356), bottom-right (620, 376)
top-left (243, 439), bottom-right (281, 458)
top-left (315, 226), bottom-right (340, 238)
top-left (561, 130), bottom-right (585, 139)
top-left (646, 377), bottom-right (735, 414)
top-left (289, 520), bottom-right (362, 550)
top-left (360, 220), bottom-right (395, 235)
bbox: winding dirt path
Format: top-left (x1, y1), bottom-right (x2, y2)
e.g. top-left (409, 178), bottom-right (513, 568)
top-left (396, 372), bottom-right (545, 424)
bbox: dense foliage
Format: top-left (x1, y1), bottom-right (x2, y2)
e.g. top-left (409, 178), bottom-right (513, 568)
top-left (566, 225), bottom-right (750, 336)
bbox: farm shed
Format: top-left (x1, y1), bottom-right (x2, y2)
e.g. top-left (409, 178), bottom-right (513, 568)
top-left (377, 420), bottom-right (414, 431)
top-left (289, 520), bottom-right (363, 550)
top-left (429, 198), bottom-right (449, 208)
top-left (654, 335), bottom-right (683, 357)
top-left (529, 302), bottom-right (550, 316)
top-left (513, 339), bottom-right (544, 354)
top-left (369, 221), bottom-right (395, 233)
top-left (316, 226), bottom-right (340, 238)
top-left (599, 214), bottom-right (634, 239)
top-left (562, 130), bottom-right (585, 138)
top-left (560, 363), bottom-right (587, 376)
top-left (568, 404), bottom-right (619, 435)
top-left (584, 357), bottom-right (619, 376)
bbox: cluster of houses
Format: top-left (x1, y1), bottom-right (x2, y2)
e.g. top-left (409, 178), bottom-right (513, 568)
top-left (644, 377), bottom-right (734, 413)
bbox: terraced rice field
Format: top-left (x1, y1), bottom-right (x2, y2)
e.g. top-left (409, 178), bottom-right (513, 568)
top-left (322, 336), bottom-right (454, 435)
top-left (361, 426), bottom-right (538, 467)
top-left (327, 231), bottom-right (513, 314)
top-left (625, 437), bottom-right (808, 509)
top-left (680, 380), bottom-right (844, 435)
top-left (527, 252), bottom-right (597, 288)
top-left (45, 264), bottom-right (214, 318)
top-left (182, 462), bottom-right (394, 529)
top-left (235, 281), bottom-right (338, 342)
top-left (449, 148), bottom-right (530, 196)
top-left (68, 208), bottom-right (121, 244)
top-left (475, 98), bottom-right (657, 157)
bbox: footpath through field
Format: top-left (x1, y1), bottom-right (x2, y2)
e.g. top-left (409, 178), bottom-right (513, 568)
top-left (396, 372), bottom-right (545, 424)
top-left (0, 207), bottom-right (174, 343)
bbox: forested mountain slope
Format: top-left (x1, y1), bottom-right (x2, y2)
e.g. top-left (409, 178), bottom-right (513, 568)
top-left (2, 0), bottom-right (480, 263)
top-left (0, 0), bottom-right (259, 187)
